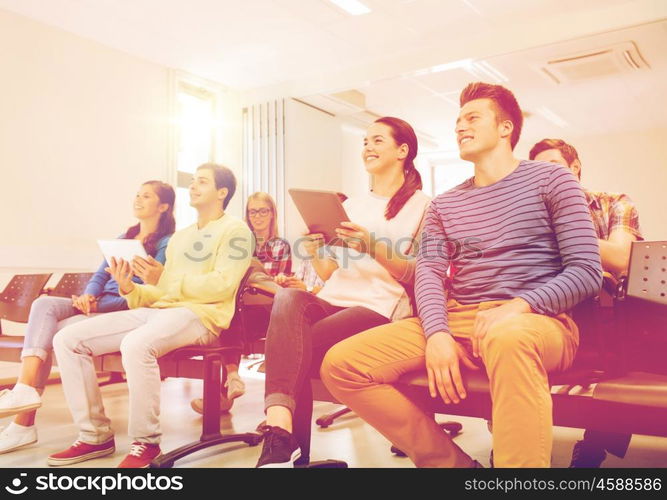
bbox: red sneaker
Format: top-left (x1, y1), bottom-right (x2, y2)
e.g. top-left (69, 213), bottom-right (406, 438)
top-left (117, 442), bottom-right (162, 468)
top-left (47, 438), bottom-right (115, 466)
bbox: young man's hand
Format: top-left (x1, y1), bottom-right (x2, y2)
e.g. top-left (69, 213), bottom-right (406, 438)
top-left (106, 257), bottom-right (136, 295)
top-left (131, 255), bottom-right (164, 285)
top-left (425, 332), bottom-right (478, 404)
top-left (472, 298), bottom-right (532, 358)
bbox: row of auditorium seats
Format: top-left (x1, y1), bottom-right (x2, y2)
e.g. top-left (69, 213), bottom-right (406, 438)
top-left (1, 241), bottom-right (666, 467)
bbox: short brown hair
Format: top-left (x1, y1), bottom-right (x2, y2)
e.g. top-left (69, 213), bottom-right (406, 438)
top-left (460, 82), bottom-right (523, 150)
top-left (529, 138), bottom-right (580, 168)
top-left (196, 163), bottom-right (236, 209)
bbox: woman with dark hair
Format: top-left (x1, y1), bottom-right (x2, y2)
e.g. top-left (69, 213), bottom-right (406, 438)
top-left (256, 117), bottom-right (431, 467)
top-left (0, 181), bottom-right (175, 454)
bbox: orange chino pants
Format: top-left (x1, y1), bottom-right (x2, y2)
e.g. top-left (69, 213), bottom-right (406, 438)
top-left (321, 299), bottom-right (578, 467)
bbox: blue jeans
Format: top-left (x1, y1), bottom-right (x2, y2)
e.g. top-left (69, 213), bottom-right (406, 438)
top-left (21, 296), bottom-right (90, 391)
top-left (22, 296), bottom-right (82, 360)
top-left (264, 288), bottom-right (388, 462)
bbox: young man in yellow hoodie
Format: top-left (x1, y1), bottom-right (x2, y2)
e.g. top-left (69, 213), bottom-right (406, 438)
top-left (48, 163), bottom-right (252, 468)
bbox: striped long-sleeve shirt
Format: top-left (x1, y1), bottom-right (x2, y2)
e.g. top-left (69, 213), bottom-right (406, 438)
top-left (415, 160), bottom-right (603, 338)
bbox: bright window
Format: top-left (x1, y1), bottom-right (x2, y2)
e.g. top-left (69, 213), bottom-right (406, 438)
top-left (175, 82), bottom-right (216, 229)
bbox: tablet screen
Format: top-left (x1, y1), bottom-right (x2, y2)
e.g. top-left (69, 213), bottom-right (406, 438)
top-left (288, 188), bottom-right (349, 245)
top-left (97, 239), bottom-right (148, 264)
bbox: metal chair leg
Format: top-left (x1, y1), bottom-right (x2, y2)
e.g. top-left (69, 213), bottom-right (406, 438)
top-left (316, 407), bottom-right (353, 428)
top-left (151, 353), bottom-right (262, 468)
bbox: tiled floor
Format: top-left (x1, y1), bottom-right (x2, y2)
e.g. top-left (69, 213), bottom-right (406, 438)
top-left (0, 361), bottom-right (666, 468)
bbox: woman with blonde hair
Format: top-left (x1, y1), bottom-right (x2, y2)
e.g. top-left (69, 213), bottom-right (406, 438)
top-left (246, 192), bottom-right (291, 277)
top-left (190, 192), bottom-right (291, 414)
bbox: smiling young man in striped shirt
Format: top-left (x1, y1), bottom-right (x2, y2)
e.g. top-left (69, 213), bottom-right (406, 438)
top-left (321, 82), bottom-right (603, 468)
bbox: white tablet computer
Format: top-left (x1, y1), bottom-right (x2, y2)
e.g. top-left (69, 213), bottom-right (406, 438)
top-left (97, 239), bottom-right (148, 264)
top-left (288, 188), bottom-right (350, 245)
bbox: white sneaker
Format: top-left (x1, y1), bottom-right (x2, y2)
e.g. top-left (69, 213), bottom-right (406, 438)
top-left (0, 386), bottom-right (42, 418)
top-left (0, 424), bottom-right (38, 454)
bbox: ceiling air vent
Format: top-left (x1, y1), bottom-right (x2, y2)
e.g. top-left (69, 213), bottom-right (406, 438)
top-left (297, 89), bottom-right (366, 116)
top-left (540, 41), bottom-right (649, 84)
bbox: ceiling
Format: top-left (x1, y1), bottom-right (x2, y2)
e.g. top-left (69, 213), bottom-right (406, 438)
top-left (0, 0), bottom-right (639, 90)
top-left (333, 19), bottom-right (667, 151)
top-left (1, 0), bottom-right (665, 152)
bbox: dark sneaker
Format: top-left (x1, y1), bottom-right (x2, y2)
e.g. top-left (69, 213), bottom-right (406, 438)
top-left (117, 442), bottom-right (162, 468)
top-left (570, 439), bottom-right (607, 468)
top-left (47, 438), bottom-right (115, 466)
top-left (390, 444), bottom-right (407, 457)
top-left (255, 425), bottom-right (301, 468)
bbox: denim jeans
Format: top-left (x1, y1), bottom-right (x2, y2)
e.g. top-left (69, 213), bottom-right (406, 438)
top-left (264, 288), bottom-right (388, 461)
top-left (20, 296), bottom-right (98, 392)
top-left (22, 296), bottom-right (81, 361)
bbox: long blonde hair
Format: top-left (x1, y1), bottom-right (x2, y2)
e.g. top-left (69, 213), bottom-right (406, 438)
top-left (245, 192), bottom-right (279, 241)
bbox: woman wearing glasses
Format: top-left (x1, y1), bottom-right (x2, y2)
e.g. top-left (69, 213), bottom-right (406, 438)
top-left (191, 192), bottom-right (291, 413)
top-left (247, 192), bottom-right (292, 277)
top-left (230, 193), bottom-right (292, 398)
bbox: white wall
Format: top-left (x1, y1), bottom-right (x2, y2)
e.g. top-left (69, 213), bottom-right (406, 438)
top-left (340, 123), bottom-right (369, 202)
top-left (0, 9), bottom-right (244, 272)
top-left (573, 127), bottom-right (666, 241)
top-left (283, 100), bottom-right (343, 258)
top-left (213, 87), bottom-right (244, 219)
top-left (0, 9), bottom-right (169, 270)
top-left (518, 127), bottom-right (667, 241)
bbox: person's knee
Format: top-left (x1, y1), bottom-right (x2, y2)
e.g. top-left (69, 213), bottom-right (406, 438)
top-left (320, 343), bottom-right (347, 385)
top-left (31, 296), bottom-right (57, 316)
top-left (320, 338), bottom-right (370, 389)
top-left (274, 287), bottom-right (310, 309)
top-left (52, 328), bottom-right (78, 355)
top-left (120, 335), bottom-right (152, 362)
